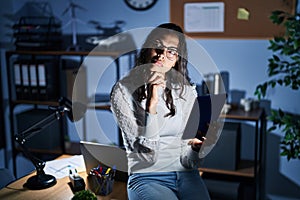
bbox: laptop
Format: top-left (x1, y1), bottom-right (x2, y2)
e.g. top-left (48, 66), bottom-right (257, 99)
top-left (182, 93), bottom-right (226, 139)
top-left (80, 141), bottom-right (128, 182)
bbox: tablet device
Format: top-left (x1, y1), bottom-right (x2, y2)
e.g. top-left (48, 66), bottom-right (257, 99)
top-left (182, 93), bottom-right (226, 139)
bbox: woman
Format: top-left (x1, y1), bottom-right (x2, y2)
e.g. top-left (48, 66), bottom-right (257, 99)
top-left (110, 23), bottom-right (210, 199)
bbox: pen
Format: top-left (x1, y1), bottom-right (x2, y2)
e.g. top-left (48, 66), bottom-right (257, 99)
top-left (105, 167), bottom-right (111, 175)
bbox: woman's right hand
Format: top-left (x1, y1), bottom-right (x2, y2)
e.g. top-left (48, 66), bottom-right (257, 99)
top-left (146, 64), bottom-right (166, 114)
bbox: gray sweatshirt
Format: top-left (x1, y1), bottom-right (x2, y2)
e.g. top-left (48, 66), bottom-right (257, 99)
top-left (110, 73), bottom-right (202, 174)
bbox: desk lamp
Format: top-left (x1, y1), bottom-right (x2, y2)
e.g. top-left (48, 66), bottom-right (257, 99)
top-left (14, 97), bottom-right (86, 190)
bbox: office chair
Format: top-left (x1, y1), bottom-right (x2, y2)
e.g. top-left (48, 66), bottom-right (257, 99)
top-left (0, 168), bottom-right (16, 189)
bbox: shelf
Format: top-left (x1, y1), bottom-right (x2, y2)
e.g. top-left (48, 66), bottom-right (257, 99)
top-left (200, 160), bottom-right (257, 178)
top-left (16, 146), bottom-right (63, 155)
top-left (11, 100), bottom-right (60, 106)
top-left (88, 104), bottom-right (111, 111)
top-left (87, 93), bottom-right (111, 111)
top-left (6, 50), bottom-right (125, 58)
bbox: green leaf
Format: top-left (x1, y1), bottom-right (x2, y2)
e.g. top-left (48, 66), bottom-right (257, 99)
top-left (273, 54), bottom-right (280, 61)
top-left (284, 76), bottom-right (291, 86)
top-left (280, 149), bottom-right (288, 156)
top-left (268, 126), bottom-right (277, 132)
top-left (271, 10), bottom-right (285, 16)
top-left (279, 109), bottom-right (284, 117)
top-left (292, 82), bottom-right (299, 90)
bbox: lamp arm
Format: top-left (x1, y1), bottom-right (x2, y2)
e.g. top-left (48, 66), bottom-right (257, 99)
top-left (15, 136), bottom-right (47, 175)
top-left (14, 107), bottom-right (67, 175)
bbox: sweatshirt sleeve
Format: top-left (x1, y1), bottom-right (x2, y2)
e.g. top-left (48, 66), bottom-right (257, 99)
top-left (110, 82), bottom-right (159, 163)
top-left (180, 145), bottom-right (204, 169)
top-left (180, 85), bottom-right (204, 169)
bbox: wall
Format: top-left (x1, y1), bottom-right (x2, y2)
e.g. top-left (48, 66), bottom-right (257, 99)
top-left (0, 0), bottom-right (299, 198)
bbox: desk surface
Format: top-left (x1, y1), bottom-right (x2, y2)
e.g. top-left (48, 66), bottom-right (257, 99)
top-left (220, 108), bottom-right (264, 121)
top-left (0, 155), bottom-right (127, 200)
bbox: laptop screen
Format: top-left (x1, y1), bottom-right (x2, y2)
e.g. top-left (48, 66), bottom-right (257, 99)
top-left (80, 141), bottom-right (128, 182)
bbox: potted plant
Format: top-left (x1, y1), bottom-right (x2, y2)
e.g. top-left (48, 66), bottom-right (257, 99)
top-left (254, 10), bottom-right (300, 160)
top-left (72, 190), bottom-right (97, 200)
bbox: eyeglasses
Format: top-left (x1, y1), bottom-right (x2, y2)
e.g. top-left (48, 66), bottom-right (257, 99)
top-left (151, 40), bottom-right (178, 61)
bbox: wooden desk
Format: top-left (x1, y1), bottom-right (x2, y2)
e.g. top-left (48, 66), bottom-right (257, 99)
top-left (0, 155), bottom-right (127, 200)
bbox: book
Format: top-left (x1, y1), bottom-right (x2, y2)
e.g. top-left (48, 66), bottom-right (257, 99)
top-left (13, 62), bottom-right (22, 100)
top-left (21, 62), bottom-right (30, 100)
top-left (29, 63), bottom-right (38, 100)
top-left (37, 63), bottom-right (47, 100)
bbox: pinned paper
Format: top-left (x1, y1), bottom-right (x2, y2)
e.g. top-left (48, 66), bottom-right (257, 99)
top-left (184, 2), bottom-right (225, 32)
top-left (237, 8), bottom-right (250, 20)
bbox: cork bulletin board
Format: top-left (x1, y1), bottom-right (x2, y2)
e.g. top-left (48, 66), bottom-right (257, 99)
top-left (170, 0), bottom-right (296, 39)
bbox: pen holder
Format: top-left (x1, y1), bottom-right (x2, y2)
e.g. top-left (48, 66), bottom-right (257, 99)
top-left (87, 173), bottom-right (114, 196)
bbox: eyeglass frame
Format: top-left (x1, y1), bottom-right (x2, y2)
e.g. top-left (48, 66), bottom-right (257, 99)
top-left (151, 40), bottom-right (179, 61)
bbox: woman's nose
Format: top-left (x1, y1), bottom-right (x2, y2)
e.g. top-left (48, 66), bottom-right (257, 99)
top-left (158, 53), bottom-right (165, 60)
top-left (155, 48), bottom-right (165, 59)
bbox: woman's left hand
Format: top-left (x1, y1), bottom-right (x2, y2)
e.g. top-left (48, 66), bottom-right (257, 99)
top-left (188, 137), bottom-right (206, 152)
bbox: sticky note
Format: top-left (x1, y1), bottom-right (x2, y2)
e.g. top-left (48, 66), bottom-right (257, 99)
top-left (237, 8), bottom-right (250, 20)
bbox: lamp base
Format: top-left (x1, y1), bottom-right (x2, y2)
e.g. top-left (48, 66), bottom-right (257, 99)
top-left (24, 174), bottom-right (57, 190)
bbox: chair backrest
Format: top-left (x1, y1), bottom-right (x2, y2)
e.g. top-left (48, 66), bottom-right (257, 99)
top-left (0, 168), bottom-right (16, 189)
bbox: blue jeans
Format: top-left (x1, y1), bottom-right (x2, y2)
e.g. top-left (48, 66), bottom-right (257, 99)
top-left (127, 170), bottom-right (210, 200)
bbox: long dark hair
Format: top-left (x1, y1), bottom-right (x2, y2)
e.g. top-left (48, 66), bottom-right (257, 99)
top-left (134, 23), bottom-right (191, 117)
